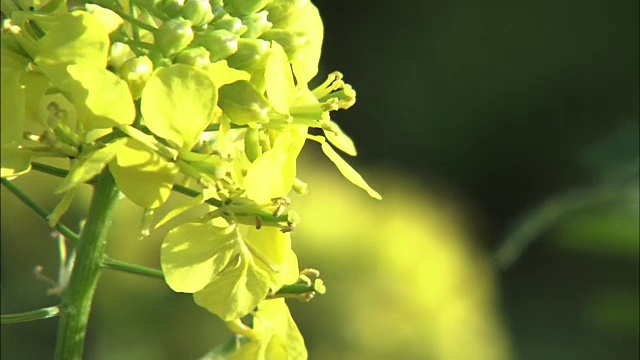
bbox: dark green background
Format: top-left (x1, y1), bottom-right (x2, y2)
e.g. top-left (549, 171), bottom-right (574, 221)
top-left (314, 0), bottom-right (639, 359)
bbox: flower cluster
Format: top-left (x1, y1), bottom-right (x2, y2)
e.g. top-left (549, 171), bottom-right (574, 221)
top-left (1, 0), bottom-right (379, 357)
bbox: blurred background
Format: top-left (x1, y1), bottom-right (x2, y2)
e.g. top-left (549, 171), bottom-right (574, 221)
top-left (2, 0), bottom-right (638, 359)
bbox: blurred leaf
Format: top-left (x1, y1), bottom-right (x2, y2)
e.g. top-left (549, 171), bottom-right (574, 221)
top-left (582, 121), bottom-right (639, 181)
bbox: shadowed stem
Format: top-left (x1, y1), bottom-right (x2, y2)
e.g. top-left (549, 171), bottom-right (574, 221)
top-left (53, 169), bottom-right (120, 360)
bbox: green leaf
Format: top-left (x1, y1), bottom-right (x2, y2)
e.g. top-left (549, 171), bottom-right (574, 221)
top-left (108, 138), bottom-right (178, 208)
top-left (141, 64), bottom-right (217, 150)
top-left (229, 299), bottom-right (307, 360)
top-left (319, 140), bottom-right (381, 200)
top-left (161, 223), bottom-right (238, 293)
top-left (55, 138), bottom-right (126, 193)
top-left (193, 244), bottom-right (271, 321)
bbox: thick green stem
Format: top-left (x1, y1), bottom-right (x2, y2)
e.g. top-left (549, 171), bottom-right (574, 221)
top-left (53, 170), bottom-right (120, 360)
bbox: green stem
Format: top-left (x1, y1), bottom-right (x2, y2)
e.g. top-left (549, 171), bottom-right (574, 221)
top-left (1, 306), bottom-right (61, 324)
top-left (1, 178), bottom-right (79, 244)
top-left (112, 8), bottom-right (157, 33)
top-left (53, 170), bottom-right (120, 360)
top-left (128, 1), bottom-right (142, 43)
top-left (102, 257), bottom-right (164, 280)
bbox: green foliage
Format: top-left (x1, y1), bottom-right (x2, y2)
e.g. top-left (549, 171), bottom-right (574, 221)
top-left (1, 0), bottom-right (379, 358)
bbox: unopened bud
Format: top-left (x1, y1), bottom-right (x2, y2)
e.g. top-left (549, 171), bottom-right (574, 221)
top-left (108, 42), bottom-right (135, 70)
top-left (213, 14), bottom-right (247, 36)
top-left (224, 0), bottom-right (271, 16)
top-left (175, 46), bottom-right (211, 67)
top-left (155, 18), bottom-right (194, 56)
top-left (239, 11), bottom-right (272, 38)
top-left (119, 56), bottom-right (154, 99)
top-left (226, 38), bottom-right (269, 70)
top-left (265, 0), bottom-right (307, 28)
top-left (181, 0), bottom-right (214, 27)
top-left (161, 0), bottom-right (185, 17)
top-left (194, 29), bottom-right (238, 62)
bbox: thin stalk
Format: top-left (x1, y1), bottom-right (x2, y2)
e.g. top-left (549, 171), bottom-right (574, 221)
top-left (53, 170), bottom-right (120, 360)
top-left (1, 178), bottom-right (79, 244)
top-left (112, 8), bottom-right (157, 33)
top-left (102, 257), bottom-right (164, 280)
top-left (32, 162), bottom-right (69, 178)
top-left (1, 306), bottom-right (61, 324)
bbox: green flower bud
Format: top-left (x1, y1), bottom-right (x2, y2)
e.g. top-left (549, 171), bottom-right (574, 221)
top-left (181, 0), bottom-right (215, 27)
top-left (155, 18), bottom-right (194, 56)
top-left (119, 56), bottom-right (154, 100)
top-left (161, 0), bottom-right (185, 18)
top-left (213, 14), bottom-right (247, 36)
top-left (148, 49), bottom-right (173, 68)
top-left (240, 11), bottom-right (272, 38)
top-left (218, 80), bottom-right (271, 125)
top-left (175, 46), bottom-right (211, 67)
top-left (226, 38), bottom-right (269, 70)
top-left (224, 0), bottom-right (271, 16)
top-left (209, 0), bottom-right (227, 18)
top-left (260, 29), bottom-right (308, 59)
top-left (108, 42), bottom-right (136, 71)
top-left (193, 29), bottom-right (239, 62)
top-left (265, 0), bottom-right (307, 28)
top-left (244, 127), bottom-right (262, 162)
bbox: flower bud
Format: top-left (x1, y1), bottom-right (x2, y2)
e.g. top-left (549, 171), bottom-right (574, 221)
top-left (209, 0), bottom-right (227, 18)
top-left (161, 0), bottom-right (185, 18)
top-left (224, 0), bottom-right (271, 16)
top-left (175, 46), bottom-right (211, 67)
top-left (244, 127), bottom-right (262, 162)
top-left (181, 0), bottom-right (215, 27)
top-left (265, 0), bottom-right (307, 28)
top-left (218, 80), bottom-right (271, 125)
top-left (108, 42), bottom-right (136, 71)
top-left (213, 14), bottom-right (247, 36)
top-left (155, 18), bottom-right (194, 56)
top-left (147, 49), bottom-right (173, 68)
top-left (240, 11), bottom-right (272, 38)
top-left (119, 56), bottom-right (154, 99)
top-left (194, 29), bottom-right (239, 62)
top-left (226, 38), bottom-right (269, 70)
